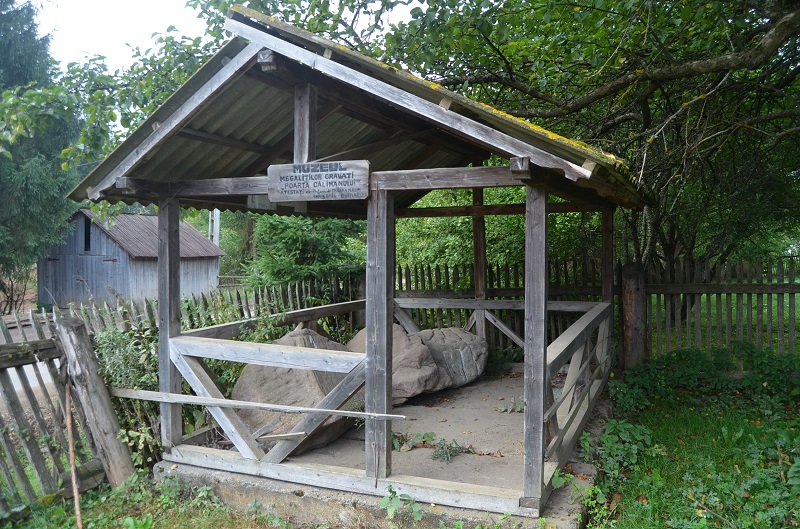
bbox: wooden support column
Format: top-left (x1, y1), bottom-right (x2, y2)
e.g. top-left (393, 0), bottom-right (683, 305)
top-left (158, 197), bottom-right (182, 449)
top-left (365, 188), bottom-right (394, 480)
top-left (473, 188), bottom-right (487, 340)
top-left (601, 210), bottom-right (614, 303)
top-left (294, 83), bottom-right (317, 163)
top-left (519, 166), bottom-right (548, 509)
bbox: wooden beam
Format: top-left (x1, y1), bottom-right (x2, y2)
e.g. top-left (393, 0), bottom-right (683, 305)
top-left (170, 347), bottom-right (265, 460)
top-left (90, 43), bottom-right (262, 199)
top-left (395, 201), bottom-right (608, 218)
top-left (178, 127), bottom-right (270, 153)
top-left (546, 303), bottom-right (612, 378)
top-left (158, 197), bottom-right (183, 449)
top-left (109, 385), bottom-right (401, 420)
top-left (365, 188), bottom-right (394, 479)
top-left (393, 302), bottom-right (421, 334)
top-left (164, 444), bottom-right (538, 516)
top-left (183, 299), bottom-right (367, 339)
top-left (170, 336), bottom-right (365, 373)
top-left (116, 176), bottom-right (272, 197)
top-left (263, 359), bottom-right (368, 463)
top-left (473, 187), bottom-right (487, 341)
top-left (373, 166), bottom-right (519, 191)
top-left (521, 182), bottom-right (548, 509)
top-left (294, 82), bottom-right (317, 163)
top-left (225, 17), bottom-right (589, 180)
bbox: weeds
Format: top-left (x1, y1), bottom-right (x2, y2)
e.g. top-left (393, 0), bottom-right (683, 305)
top-left (380, 485), bottom-right (423, 526)
top-left (584, 343), bottom-right (800, 528)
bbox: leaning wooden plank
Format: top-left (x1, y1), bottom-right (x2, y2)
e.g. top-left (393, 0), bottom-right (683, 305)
top-left (54, 317), bottom-right (135, 489)
top-left (89, 42), bottom-right (263, 199)
top-left (263, 359), bottom-right (368, 464)
top-left (165, 444), bottom-right (533, 517)
top-left (171, 336), bottom-right (364, 373)
top-left (109, 386), bottom-right (402, 421)
top-left (0, 369), bottom-right (58, 494)
top-left (169, 347), bottom-right (264, 460)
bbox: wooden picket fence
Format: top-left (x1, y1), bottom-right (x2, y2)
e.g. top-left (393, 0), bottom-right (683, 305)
top-left (0, 310), bottom-right (103, 519)
top-left (394, 256), bottom-right (799, 356)
top-left (646, 257), bottom-right (799, 356)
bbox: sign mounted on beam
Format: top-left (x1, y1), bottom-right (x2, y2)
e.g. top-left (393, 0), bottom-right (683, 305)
top-left (267, 160), bottom-right (369, 201)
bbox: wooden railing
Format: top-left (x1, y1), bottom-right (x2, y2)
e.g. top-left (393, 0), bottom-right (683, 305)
top-left (538, 301), bottom-right (612, 506)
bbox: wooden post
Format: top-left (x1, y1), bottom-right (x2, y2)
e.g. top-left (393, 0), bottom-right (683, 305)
top-left (473, 187), bottom-right (487, 340)
top-left (54, 317), bottom-right (135, 489)
top-left (514, 157), bottom-right (548, 511)
top-left (294, 82), bottom-right (317, 163)
top-left (601, 210), bottom-right (614, 303)
top-left (158, 197), bottom-right (182, 449)
top-left (621, 262), bottom-right (647, 369)
top-left (365, 188), bottom-right (394, 479)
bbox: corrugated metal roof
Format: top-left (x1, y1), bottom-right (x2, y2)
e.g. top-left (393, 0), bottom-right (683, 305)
top-left (68, 7), bottom-right (650, 212)
top-left (82, 210), bottom-right (225, 259)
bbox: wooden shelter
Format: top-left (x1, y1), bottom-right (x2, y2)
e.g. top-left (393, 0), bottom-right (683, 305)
top-left (38, 209), bottom-right (224, 307)
top-left (69, 6), bottom-right (648, 516)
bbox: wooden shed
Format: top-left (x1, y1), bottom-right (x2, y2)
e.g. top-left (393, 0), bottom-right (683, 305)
top-left (38, 209), bottom-right (225, 307)
top-left (67, 6), bottom-right (649, 518)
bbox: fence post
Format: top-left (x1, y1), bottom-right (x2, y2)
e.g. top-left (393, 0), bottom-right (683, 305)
top-left (54, 316), bottom-right (135, 489)
top-left (621, 262), bottom-right (647, 369)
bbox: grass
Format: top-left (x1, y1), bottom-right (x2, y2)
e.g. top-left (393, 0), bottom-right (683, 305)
top-left (583, 344), bottom-right (800, 528)
top-left (9, 473), bottom-right (302, 529)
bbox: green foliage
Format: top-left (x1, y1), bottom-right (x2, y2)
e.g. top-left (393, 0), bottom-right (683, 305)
top-left (592, 420), bottom-right (654, 484)
top-left (431, 439), bottom-right (474, 464)
top-left (392, 431), bottom-right (436, 452)
top-left (249, 215), bottom-right (366, 285)
top-left (585, 345), bottom-right (800, 528)
top-left (607, 380), bottom-right (650, 416)
top-left (494, 396), bottom-right (524, 413)
top-left (380, 485), bottom-right (423, 525)
top-left (93, 327), bottom-right (159, 389)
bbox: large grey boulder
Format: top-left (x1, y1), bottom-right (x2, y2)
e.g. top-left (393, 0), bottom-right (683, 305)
top-left (231, 328), bottom-right (354, 453)
top-left (347, 324), bottom-right (452, 405)
top-left (413, 327), bottom-right (488, 388)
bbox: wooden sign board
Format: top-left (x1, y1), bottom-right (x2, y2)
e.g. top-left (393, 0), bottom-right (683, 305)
top-left (267, 160), bottom-right (369, 202)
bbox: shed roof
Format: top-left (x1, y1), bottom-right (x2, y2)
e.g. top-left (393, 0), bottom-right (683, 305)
top-left (69, 5), bottom-right (649, 213)
top-left (82, 210), bottom-right (225, 259)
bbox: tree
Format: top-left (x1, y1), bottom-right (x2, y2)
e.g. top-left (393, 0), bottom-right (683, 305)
top-left (249, 215), bottom-right (365, 284)
top-left (379, 0), bottom-right (800, 272)
top-left (0, 0), bottom-right (81, 312)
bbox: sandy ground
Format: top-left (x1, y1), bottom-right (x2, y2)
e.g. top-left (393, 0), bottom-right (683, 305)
top-left (292, 371), bottom-right (535, 491)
